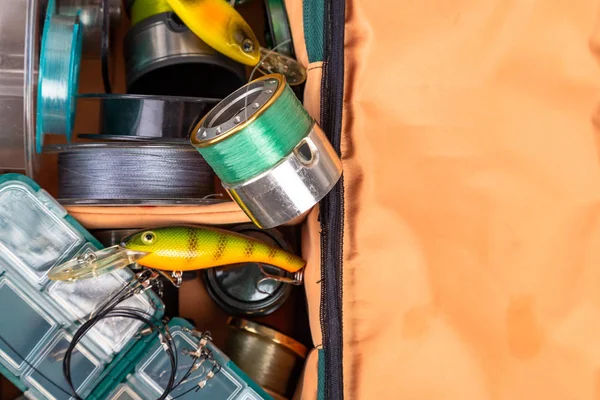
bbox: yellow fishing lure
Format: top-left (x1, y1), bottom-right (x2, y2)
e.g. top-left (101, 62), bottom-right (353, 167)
top-left (48, 226), bottom-right (305, 281)
top-left (122, 226), bottom-right (305, 272)
top-left (166, 0), bottom-right (260, 65)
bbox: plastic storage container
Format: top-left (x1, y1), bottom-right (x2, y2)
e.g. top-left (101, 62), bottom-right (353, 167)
top-left (0, 173), bottom-right (164, 398)
top-left (0, 174), bottom-right (270, 400)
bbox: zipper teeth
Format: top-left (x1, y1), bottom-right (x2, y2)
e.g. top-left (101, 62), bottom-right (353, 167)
top-left (320, 0), bottom-right (346, 397)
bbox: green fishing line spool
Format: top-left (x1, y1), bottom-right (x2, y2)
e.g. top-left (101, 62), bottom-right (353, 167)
top-left (191, 73), bottom-right (342, 229)
top-left (36, 0), bottom-right (83, 153)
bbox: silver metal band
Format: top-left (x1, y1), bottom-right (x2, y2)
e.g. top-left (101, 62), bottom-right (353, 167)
top-left (223, 123), bottom-right (343, 228)
top-left (124, 12), bottom-right (245, 97)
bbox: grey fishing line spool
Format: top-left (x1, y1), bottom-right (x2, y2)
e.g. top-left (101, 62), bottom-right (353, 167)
top-left (124, 11), bottom-right (246, 98)
top-left (224, 318), bottom-right (308, 400)
top-left (77, 94), bottom-right (220, 143)
top-left (55, 143), bottom-right (216, 205)
top-left (202, 224), bottom-right (293, 317)
top-left (191, 74), bottom-right (343, 229)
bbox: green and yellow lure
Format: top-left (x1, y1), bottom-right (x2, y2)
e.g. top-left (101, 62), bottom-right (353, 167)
top-left (122, 226), bottom-right (304, 272)
top-left (48, 226), bottom-right (305, 281)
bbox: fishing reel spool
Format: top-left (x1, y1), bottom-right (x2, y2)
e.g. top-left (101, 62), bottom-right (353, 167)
top-left (37, 0), bottom-right (126, 153)
top-left (191, 74), bottom-right (343, 229)
top-left (124, 5), bottom-right (246, 98)
top-left (53, 143), bottom-right (216, 205)
top-left (36, 0), bottom-right (83, 153)
top-left (224, 318), bottom-right (308, 400)
top-left (77, 94), bottom-right (219, 142)
top-left (57, 94), bottom-right (218, 206)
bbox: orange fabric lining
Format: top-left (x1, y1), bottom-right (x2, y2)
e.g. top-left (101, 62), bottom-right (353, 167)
top-left (66, 204), bottom-right (311, 229)
top-left (293, 348), bottom-right (320, 400)
top-left (341, 0), bottom-right (600, 399)
top-left (284, 7), bottom-right (326, 396)
top-left (65, 202), bottom-right (249, 229)
top-left (304, 63), bottom-right (323, 125)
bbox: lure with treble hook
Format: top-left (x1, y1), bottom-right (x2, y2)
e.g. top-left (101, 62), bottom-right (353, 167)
top-left (166, 0), bottom-right (260, 66)
top-left (47, 226), bottom-right (305, 281)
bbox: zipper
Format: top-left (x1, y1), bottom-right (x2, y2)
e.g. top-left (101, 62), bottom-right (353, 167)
top-left (319, 0), bottom-right (345, 397)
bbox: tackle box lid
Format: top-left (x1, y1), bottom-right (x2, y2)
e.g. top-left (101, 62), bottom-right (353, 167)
top-left (0, 173), bottom-right (165, 399)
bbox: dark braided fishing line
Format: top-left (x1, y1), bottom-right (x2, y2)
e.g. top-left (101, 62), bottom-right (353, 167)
top-left (58, 145), bottom-right (216, 204)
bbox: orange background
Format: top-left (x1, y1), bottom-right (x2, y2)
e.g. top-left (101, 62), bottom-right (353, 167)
top-left (335, 0), bottom-right (600, 398)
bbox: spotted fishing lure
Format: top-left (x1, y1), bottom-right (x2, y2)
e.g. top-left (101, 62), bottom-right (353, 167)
top-left (48, 226), bottom-right (305, 281)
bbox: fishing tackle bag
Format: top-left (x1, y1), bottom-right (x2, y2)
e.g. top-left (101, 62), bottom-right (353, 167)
top-left (287, 0), bottom-right (600, 399)
top-left (4, 0), bottom-right (600, 399)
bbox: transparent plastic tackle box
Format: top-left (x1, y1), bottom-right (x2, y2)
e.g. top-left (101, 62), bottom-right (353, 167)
top-left (0, 173), bottom-right (270, 400)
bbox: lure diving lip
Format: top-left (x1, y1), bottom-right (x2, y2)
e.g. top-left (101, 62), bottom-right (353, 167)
top-left (47, 246), bottom-right (149, 281)
top-left (166, 0), bottom-right (260, 66)
top-left (47, 226), bottom-right (306, 281)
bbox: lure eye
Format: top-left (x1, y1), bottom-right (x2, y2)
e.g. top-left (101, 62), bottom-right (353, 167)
top-left (242, 38), bottom-right (254, 53)
top-left (141, 231), bottom-right (156, 245)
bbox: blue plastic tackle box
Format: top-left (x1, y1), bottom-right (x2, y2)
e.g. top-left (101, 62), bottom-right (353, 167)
top-left (0, 173), bottom-right (270, 400)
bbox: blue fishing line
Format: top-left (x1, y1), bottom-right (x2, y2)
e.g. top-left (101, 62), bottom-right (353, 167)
top-left (36, 2), bottom-right (83, 153)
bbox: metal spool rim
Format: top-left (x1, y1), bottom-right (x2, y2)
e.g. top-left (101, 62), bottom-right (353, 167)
top-left (124, 13), bottom-right (246, 97)
top-left (227, 317), bottom-right (308, 358)
top-left (192, 74), bottom-right (286, 147)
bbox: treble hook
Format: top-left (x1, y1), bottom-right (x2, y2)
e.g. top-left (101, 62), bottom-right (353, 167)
top-left (256, 264), bottom-right (304, 294)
